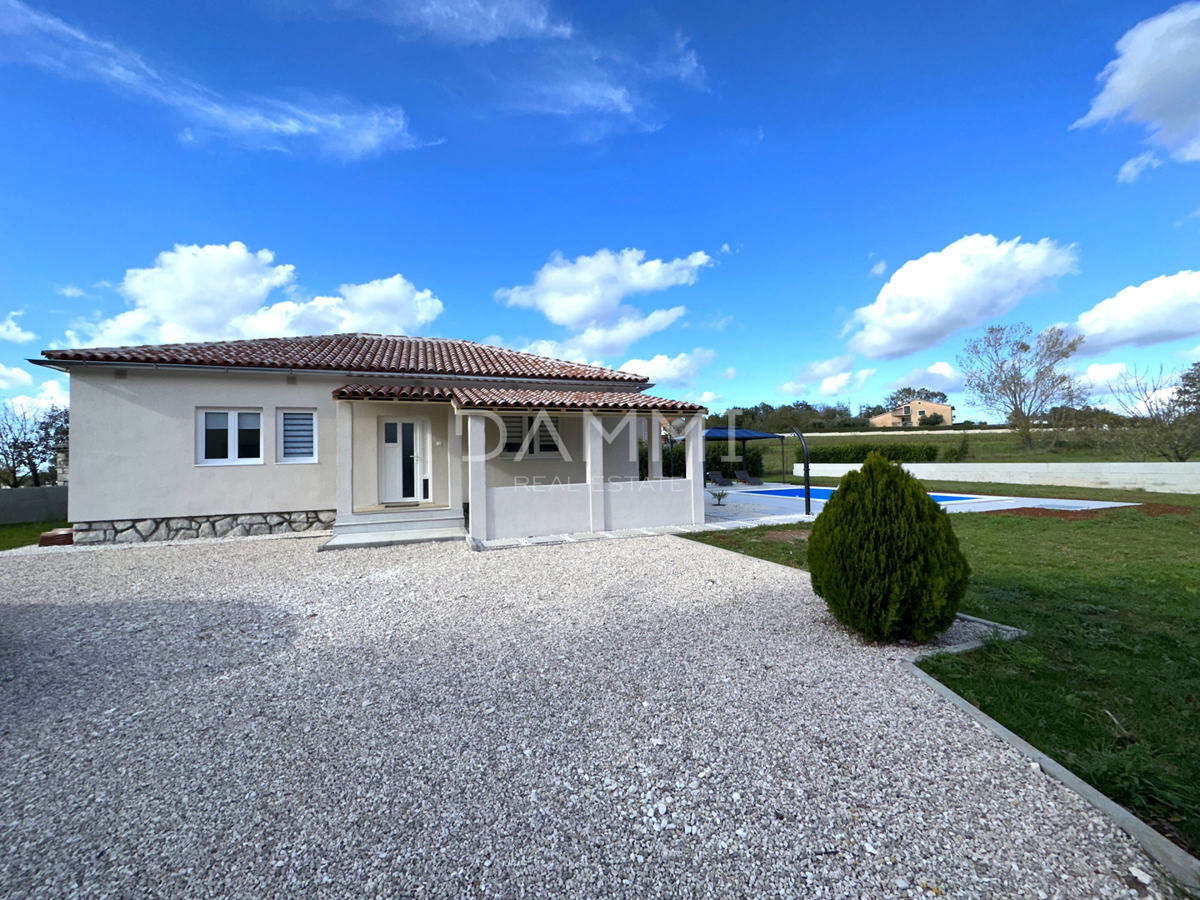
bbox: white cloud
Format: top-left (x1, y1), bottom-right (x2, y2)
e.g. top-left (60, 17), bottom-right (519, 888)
top-left (0, 311), bottom-right (35, 342)
top-left (8, 378), bottom-right (67, 412)
top-left (0, 363), bottom-right (33, 389)
top-left (721, 367), bottom-right (736, 379)
top-left (327, 0), bottom-right (573, 44)
top-left (0, 0), bottom-right (417, 159)
top-left (1071, 269), bottom-right (1200, 353)
top-left (498, 248), bottom-right (708, 329)
top-left (1117, 151), bottom-right (1162, 183)
top-left (869, 259), bottom-right (887, 277)
top-left (1085, 362), bottom-right (1128, 385)
top-left (497, 247), bottom-right (708, 357)
top-left (800, 354), bottom-right (855, 380)
top-left (719, 243), bottom-right (732, 254)
top-left (847, 234), bottom-right (1078, 359)
top-left (818, 368), bottom-right (875, 397)
top-left (1075, 2), bottom-right (1200, 165)
top-left (619, 347), bottom-right (716, 388)
top-left (504, 32), bottom-right (707, 138)
top-left (888, 360), bottom-right (963, 393)
top-left (64, 242), bottom-right (443, 347)
top-left (778, 380), bottom-right (807, 396)
top-left (56, 283), bottom-right (84, 297)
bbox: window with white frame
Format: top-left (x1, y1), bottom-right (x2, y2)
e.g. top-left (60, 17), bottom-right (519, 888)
top-left (501, 414), bottom-right (563, 456)
top-left (197, 409), bottom-right (263, 465)
top-left (277, 409), bottom-right (317, 463)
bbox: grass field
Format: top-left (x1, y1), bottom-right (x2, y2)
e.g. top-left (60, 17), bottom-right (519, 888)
top-left (680, 484), bottom-right (1200, 856)
top-left (0, 520), bottom-right (70, 552)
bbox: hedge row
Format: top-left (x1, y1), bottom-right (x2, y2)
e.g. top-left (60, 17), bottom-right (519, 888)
top-left (637, 441), bottom-right (767, 479)
top-left (798, 442), bottom-right (939, 464)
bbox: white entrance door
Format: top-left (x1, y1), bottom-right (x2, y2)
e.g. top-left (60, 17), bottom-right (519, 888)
top-left (380, 418), bottom-right (430, 503)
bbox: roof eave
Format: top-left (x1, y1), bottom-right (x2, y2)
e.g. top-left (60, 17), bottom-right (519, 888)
top-left (39, 358), bottom-right (651, 390)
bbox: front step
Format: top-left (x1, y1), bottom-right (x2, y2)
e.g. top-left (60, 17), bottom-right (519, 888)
top-left (320, 526), bottom-right (466, 551)
top-left (331, 507), bottom-right (465, 536)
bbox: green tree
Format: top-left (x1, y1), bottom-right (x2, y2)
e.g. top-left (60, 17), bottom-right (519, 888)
top-left (883, 387), bottom-right (949, 409)
top-left (807, 453), bottom-right (969, 642)
top-left (958, 324), bottom-right (1086, 452)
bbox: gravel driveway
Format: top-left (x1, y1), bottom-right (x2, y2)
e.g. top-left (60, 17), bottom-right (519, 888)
top-left (1, 535), bottom-right (1161, 899)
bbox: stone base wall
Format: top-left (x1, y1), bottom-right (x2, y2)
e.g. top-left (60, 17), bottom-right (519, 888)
top-left (74, 510), bottom-right (337, 544)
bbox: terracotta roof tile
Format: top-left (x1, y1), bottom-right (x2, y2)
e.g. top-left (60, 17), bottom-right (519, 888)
top-left (333, 384), bottom-right (456, 402)
top-left (42, 333), bottom-right (648, 384)
top-left (331, 383), bottom-right (706, 413)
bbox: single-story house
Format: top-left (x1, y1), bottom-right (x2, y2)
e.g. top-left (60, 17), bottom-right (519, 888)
top-left (869, 400), bottom-right (954, 428)
top-left (34, 334), bottom-right (708, 549)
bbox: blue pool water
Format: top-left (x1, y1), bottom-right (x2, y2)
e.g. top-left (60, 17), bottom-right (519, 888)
top-left (750, 487), bottom-right (976, 503)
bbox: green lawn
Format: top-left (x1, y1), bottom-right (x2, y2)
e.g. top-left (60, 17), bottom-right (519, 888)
top-left (680, 487), bottom-right (1200, 856)
top-left (0, 520), bottom-right (70, 552)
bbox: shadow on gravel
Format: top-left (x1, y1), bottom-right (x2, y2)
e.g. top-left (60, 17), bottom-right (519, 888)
top-left (0, 598), bottom-right (297, 717)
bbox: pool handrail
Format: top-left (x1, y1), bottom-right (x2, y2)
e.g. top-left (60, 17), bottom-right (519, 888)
top-left (791, 428), bottom-right (811, 515)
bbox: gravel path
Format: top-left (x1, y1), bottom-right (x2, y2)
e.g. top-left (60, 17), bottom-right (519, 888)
top-left (0, 535), bottom-right (1163, 899)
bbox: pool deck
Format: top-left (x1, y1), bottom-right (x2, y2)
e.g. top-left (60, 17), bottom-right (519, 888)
top-left (704, 483), bottom-right (1136, 529)
top-left (471, 484), bottom-right (1135, 549)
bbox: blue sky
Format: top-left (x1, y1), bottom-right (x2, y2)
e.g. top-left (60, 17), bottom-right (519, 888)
top-left (2, 0), bottom-right (1199, 418)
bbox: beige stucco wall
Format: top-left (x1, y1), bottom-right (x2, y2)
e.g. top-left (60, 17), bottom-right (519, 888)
top-left (68, 365), bottom-right (652, 522)
top-left (68, 367), bottom-right (342, 522)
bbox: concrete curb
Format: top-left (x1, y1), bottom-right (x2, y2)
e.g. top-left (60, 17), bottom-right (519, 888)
top-left (906, 621), bottom-right (1200, 894)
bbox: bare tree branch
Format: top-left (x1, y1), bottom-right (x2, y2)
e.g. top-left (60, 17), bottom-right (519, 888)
top-left (957, 324), bottom-right (1087, 452)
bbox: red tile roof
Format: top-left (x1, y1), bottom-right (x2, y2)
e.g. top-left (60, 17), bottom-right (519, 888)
top-left (42, 334), bottom-right (648, 384)
top-left (332, 383), bottom-right (706, 412)
top-left (333, 384), bottom-right (456, 402)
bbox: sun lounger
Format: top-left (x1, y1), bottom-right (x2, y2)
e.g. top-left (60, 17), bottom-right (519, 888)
top-left (707, 470), bottom-right (733, 486)
top-left (735, 470), bottom-right (763, 485)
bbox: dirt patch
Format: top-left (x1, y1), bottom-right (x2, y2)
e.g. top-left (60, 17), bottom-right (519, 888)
top-left (761, 529), bottom-right (810, 542)
top-left (982, 508), bottom-right (1101, 521)
top-left (983, 502), bottom-right (1194, 521)
top-left (1138, 502), bottom-right (1194, 517)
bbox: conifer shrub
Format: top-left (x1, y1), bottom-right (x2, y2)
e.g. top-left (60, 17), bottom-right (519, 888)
top-left (807, 452), bottom-right (969, 642)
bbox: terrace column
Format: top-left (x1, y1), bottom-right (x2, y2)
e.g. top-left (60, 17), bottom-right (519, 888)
top-left (447, 409), bottom-right (463, 513)
top-left (584, 412), bottom-right (606, 532)
top-left (648, 413), bottom-right (663, 480)
top-left (467, 414), bottom-right (488, 543)
top-left (335, 400), bottom-right (354, 518)
top-left (685, 414), bottom-right (706, 525)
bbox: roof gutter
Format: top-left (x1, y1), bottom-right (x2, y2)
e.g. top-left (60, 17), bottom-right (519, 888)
top-left (29, 358), bottom-right (655, 392)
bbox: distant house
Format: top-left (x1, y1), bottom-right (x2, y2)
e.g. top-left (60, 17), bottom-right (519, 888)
top-left (34, 334), bottom-right (708, 549)
top-left (869, 400), bottom-right (954, 428)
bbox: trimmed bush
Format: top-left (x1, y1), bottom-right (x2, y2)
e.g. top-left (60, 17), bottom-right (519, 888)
top-left (800, 442), bottom-right (938, 464)
top-left (705, 443), bottom-right (764, 479)
top-left (807, 452), bottom-right (969, 642)
top-left (638, 441), bottom-right (688, 479)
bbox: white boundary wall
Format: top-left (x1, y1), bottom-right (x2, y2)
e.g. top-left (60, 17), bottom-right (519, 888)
top-left (793, 462), bottom-right (1200, 493)
top-left (485, 478), bottom-right (697, 540)
top-left (605, 479), bottom-right (695, 531)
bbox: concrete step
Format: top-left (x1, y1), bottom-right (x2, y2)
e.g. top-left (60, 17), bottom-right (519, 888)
top-left (333, 509), bottom-right (464, 536)
top-left (319, 526), bottom-right (467, 551)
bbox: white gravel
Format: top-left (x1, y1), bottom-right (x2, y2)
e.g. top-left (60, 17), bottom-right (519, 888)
top-left (0, 534), bottom-right (1165, 899)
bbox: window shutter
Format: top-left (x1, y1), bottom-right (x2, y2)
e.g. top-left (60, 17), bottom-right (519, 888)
top-left (537, 416), bottom-right (560, 453)
top-left (502, 416), bottom-right (525, 453)
top-left (282, 412), bottom-right (315, 458)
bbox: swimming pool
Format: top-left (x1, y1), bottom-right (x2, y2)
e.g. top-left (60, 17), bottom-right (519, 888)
top-left (748, 487), bottom-right (979, 503)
